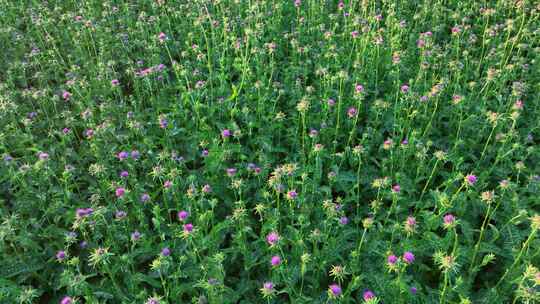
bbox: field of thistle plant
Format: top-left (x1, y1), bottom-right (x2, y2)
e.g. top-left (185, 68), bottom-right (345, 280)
top-left (1, 0), bottom-right (539, 303)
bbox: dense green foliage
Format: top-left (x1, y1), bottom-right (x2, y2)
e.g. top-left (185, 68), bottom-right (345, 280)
top-left (1, 0), bottom-right (539, 303)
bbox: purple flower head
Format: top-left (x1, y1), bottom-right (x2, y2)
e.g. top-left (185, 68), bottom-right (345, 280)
top-left (117, 151), bottom-right (129, 160)
top-left (146, 297), bottom-right (159, 304)
top-left (120, 170), bottom-right (129, 178)
top-left (266, 231), bottom-right (279, 246)
top-left (130, 150), bottom-right (140, 159)
top-left (401, 84), bottom-right (410, 93)
top-left (403, 251), bottom-right (415, 264)
top-left (163, 180), bottom-right (172, 188)
top-left (363, 290), bottom-right (375, 301)
top-left (347, 107), bottom-right (358, 118)
top-left (466, 174), bottom-right (477, 185)
top-left (351, 30), bottom-right (359, 38)
top-left (294, 0), bottom-right (301, 8)
top-left (201, 149), bottom-right (209, 157)
top-left (178, 210), bottom-right (189, 221)
top-left (202, 184), bottom-right (212, 193)
top-left (392, 184), bottom-right (401, 193)
top-left (115, 187), bottom-right (126, 198)
top-left (140, 193), bottom-right (150, 203)
top-left (27, 112), bottom-right (37, 119)
top-left (263, 281), bottom-right (274, 292)
top-left (111, 79), bottom-right (120, 86)
top-left (226, 168), bottom-right (237, 177)
top-left (355, 84), bottom-right (364, 94)
top-left (443, 214), bottom-right (456, 227)
top-left (159, 117), bottom-right (168, 129)
top-left (56, 250), bottom-right (66, 261)
top-left (406, 216), bottom-right (417, 227)
top-left (62, 127), bottom-right (71, 134)
top-left (38, 152), bottom-right (49, 161)
top-left (410, 286), bottom-right (417, 294)
top-left (161, 247), bottom-right (171, 256)
top-left (387, 254), bottom-right (398, 265)
top-left (60, 296), bottom-right (73, 304)
top-left (76, 208), bottom-right (93, 218)
top-left (339, 216), bottom-right (349, 225)
top-left (62, 91), bottom-right (72, 101)
top-left (183, 223), bottom-right (193, 233)
top-left (271, 255), bottom-right (281, 266)
top-left (327, 98), bottom-right (336, 106)
top-left (221, 129), bottom-right (231, 138)
top-left (115, 210), bottom-right (127, 220)
top-left (85, 129), bottom-right (94, 138)
top-left (131, 231), bottom-right (141, 241)
top-left (158, 32), bottom-right (167, 42)
top-left (329, 283), bottom-right (342, 297)
top-left (287, 190), bottom-right (298, 200)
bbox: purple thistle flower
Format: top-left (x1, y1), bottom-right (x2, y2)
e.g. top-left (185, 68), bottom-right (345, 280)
top-left (62, 91), bottom-right (72, 101)
top-left (466, 174), bottom-right (477, 185)
top-left (163, 180), bottom-right (172, 188)
top-left (339, 216), bottom-right (349, 225)
top-left (403, 251), bottom-right (415, 264)
top-left (115, 187), bottom-right (126, 198)
top-left (222, 129), bottom-right (231, 138)
top-left (363, 290), bottom-right (375, 301)
top-left (131, 231), bottom-right (141, 241)
top-left (270, 255), bottom-right (281, 266)
top-left (76, 208), bottom-right (93, 218)
top-left (140, 193), bottom-right (150, 203)
top-left (266, 232), bottom-right (279, 246)
top-left (287, 190), bottom-right (298, 200)
top-left (120, 170), bottom-right (129, 178)
top-left (117, 151), bottom-right (129, 160)
top-left (387, 254), bottom-right (398, 265)
top-left (201, 149), bottom-right (209, 157)
top-left (111, 79), bottom-right (120, 86)
top-left (410, 286), bottom-right (417, 294)
top-left (347, 107), bottom-right (358, 118)
top-left (202, 184), bottom-right (212, 193)
top-left (329, 283), bottom-right (342, 297)
top-left (161, 247), bottom-right (171, 256)
top-left (38, 152), bottom-right (49, 160)
top-left (130, 150), bottom-right (140, 159)
top-left (327, 98), bottom-right (336, 106)
top-left (115, 210), bottom-right (127, 220)
top-left (56, 250), bottom-right (66, 261)
top-left (443, 214), bottom-right (456, 227)
top-left (401, 84), bottom-right (410, 93)
top-left (60, 296), bottom-right (73, 304)
top-left (392, 184), bottom-right (401, 193)
top-left (263, 281), bottom-right (274, 292)
top-left (178, 210), bottom-right (189, 221)
top-left (226, 168), bottom-right (237, 177)
top-left (183, 223), bottom-right (193, 233)
top-left (355, 84), bottom-right (364, 94)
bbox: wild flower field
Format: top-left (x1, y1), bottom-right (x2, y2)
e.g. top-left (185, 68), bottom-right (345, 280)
top-left (1, 0), bottom-right (539, 303)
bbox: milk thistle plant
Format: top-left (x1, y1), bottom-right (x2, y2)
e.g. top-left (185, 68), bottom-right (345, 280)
top-left (1, 0), bottom-right (539, 303)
